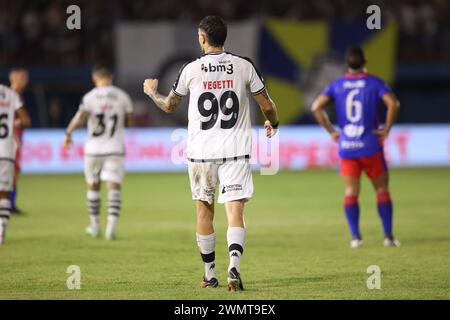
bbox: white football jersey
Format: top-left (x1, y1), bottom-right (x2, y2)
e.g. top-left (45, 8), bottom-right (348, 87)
top-left (173, 51), bottom-right (265, 161)
top-left (0, 85), bottom-right (23, 160)
top-left (79, 85), bottom-right (133, 156)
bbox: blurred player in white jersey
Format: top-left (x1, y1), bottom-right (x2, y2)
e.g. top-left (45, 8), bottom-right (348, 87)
top-left (143, 16), bottom-right (279, 291)
top-left (9, 67), bottom-right (31, 214)
top-left (64, 64), bottom-right (133, 240)
top-left (0, 84), bottom-right (30, 244)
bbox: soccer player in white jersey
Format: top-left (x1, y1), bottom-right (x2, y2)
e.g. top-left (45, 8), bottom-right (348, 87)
top-left (64, 64), bottom-right (133, 240)
top-left (143, 16), bottom-right (279, 291)
top-left (0, 84), bottom-right (30, 244)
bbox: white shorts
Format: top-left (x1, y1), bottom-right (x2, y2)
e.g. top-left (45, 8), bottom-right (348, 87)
top-left (0, 160), bottom-right (14, 192)
top-left (188, 160), bottom-right (253, 205)
top-left (84, 155), bottom-right (125, 185)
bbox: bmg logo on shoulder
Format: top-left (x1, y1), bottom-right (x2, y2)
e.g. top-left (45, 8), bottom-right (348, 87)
top-left (201, 63), bottom-right (233, 74)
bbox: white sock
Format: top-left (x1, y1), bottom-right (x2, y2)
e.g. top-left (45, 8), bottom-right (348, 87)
top-left (0, 199), bottom-right (11, 239)
top-left (106, 215), bottom-right (119, 235)
top-left (227, 227), bottom-right (246, 273)
top-left (196, 233), bottom-right (217, 280)
top-left (106, 190), bottom-right (121, 234)
top-left (87, 190), bottom-right (100, 228)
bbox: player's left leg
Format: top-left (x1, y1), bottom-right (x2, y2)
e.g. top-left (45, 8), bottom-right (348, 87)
top-left (188, 162), bottom-right (219, 288)
top-left (343, 176), bottom-right (363, 248)
top-left (86, 183), bottom-right (101, 237)
top-left (84, 156), bottom-right (102, 237)
top-left (340, 157), bottom-right (363, 248)
top-left (196, 200), bottom-right (218, 288)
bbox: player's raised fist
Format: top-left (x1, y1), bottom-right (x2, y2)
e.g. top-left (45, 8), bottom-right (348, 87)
top-left (143, 79), bottom-right (158, 96)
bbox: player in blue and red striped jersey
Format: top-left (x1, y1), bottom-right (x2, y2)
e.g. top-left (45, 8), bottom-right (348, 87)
top-left (311, 46), bottom-right (401, 248)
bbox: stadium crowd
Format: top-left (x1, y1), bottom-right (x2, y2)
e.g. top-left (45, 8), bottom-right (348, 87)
top-left (1, 0), bottom-right (449, 66)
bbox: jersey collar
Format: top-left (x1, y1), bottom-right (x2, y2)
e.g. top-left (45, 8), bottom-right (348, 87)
top-left (203, 51), bottom-right (225, 56)
top-left (344, 72), bottom-right (370, 78)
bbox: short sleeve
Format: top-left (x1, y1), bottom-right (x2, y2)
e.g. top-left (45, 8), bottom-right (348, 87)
top-left (123, 93), bottom-right (133, 113)
top-left (378, 80), bottom-right (392, 98)
top-left (248, 62), bottom-right (265, 95)
top-left (172, 62), bottom-right (190, 97)
top-left (78, 95), bottom-right (89, 113)
top-left (321, 83), bottom-right (334, 100)
top-left (12, 92), bottom-right (23, 111)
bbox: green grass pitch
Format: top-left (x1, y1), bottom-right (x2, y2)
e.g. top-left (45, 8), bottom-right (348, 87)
top-left (0, 168), bottom-right (449, 299)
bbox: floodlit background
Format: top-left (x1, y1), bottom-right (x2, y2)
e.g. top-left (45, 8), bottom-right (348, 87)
top-left (0, 0), bottom-right (449, 172)
top-left (0, 0), bottom-right (449, 300)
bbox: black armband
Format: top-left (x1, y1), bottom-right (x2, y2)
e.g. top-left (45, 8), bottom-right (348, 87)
top-left (271, 121), bottom-right (279, 129)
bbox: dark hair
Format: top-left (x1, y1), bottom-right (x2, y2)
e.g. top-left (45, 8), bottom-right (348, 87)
top-left (92, 63), bottom-right (113, 78)
top-left (9, 66), bottom-right (27, 73)
top-left (345, 46), bottom-right (366, 70)
top-left (198, 16), bottom-right (227, 47)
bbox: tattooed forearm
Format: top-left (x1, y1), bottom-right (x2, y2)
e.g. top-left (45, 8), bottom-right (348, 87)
top-left (166, 93), bottom-right (183, 113)
top-left (261, 89), bottom-right (270, 100)
top-left (254, 89), bottom-right (279, 125)
top-left (264, 108), bottom-right (278, 126)
top-left (147, 91), bottom-right (182, 113)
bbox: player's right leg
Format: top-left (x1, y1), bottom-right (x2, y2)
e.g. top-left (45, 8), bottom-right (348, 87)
top-left (105, 182), bottom-right (121, 240)
top-left (340, 158), bottom-right (363, 248)
top-left (188, 162), bottom-right (219, 288)
top-left (224, 200), bottom-right (246, 292)
top-left (84, 156), bottom-right (103, 238)
top-left (0, 160), bottom-right (15, 245)
top-left (218, 160), bottom-right (253, 291)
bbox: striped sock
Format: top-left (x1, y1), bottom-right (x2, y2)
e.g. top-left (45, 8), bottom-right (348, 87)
top-left (0, 199), bottom-right (11, 242)
top-left (196, 233), bottom-right (217, 280)
top-left (106, 190), bottom-right (121, 235)
top-left (87, 190), bottom-right (100, 228)
top-left (227, 227), bottom-right (245, 273)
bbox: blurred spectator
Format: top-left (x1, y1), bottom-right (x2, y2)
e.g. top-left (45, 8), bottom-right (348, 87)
top-left (1, 0), bottom-right (449, 129)
top-left (0, 0), bottom-right (449, 66)
top-left (48, 96), bottom-right (62, 127)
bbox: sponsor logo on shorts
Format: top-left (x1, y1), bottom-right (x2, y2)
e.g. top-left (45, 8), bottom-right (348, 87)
top-left (222, 184), bottom-right (243, 194)
top-left (341, 140), bottom-right (365, 149)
